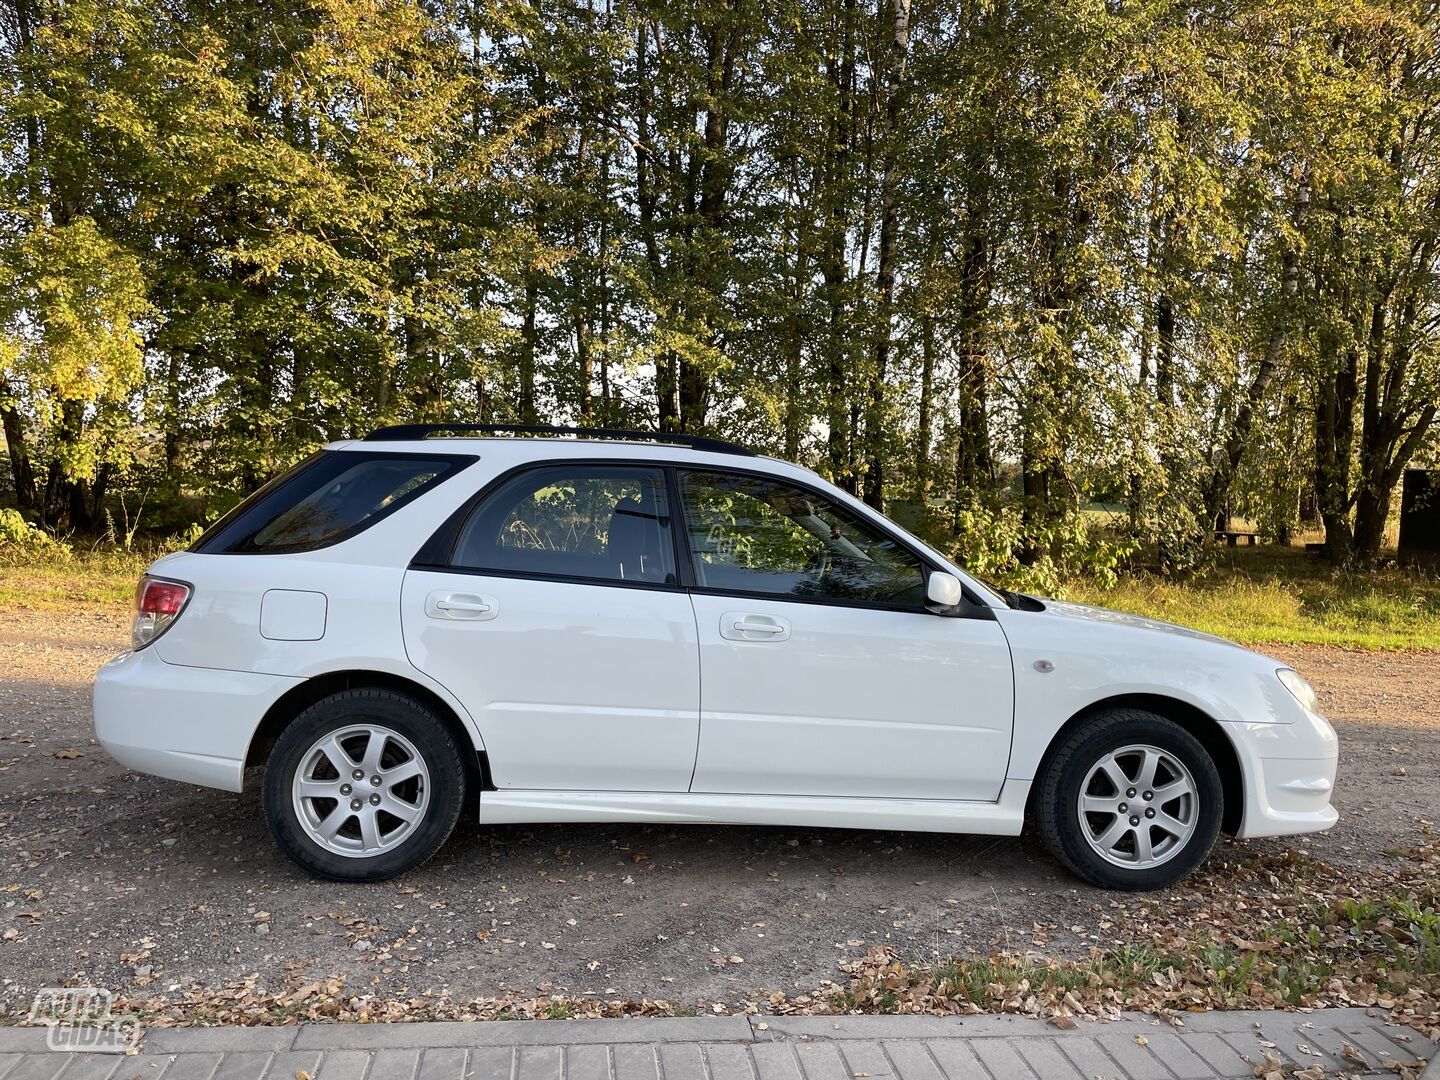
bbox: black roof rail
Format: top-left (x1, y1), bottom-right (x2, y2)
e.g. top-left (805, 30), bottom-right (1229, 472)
top-left (363, 423), bottom-right (755, 457)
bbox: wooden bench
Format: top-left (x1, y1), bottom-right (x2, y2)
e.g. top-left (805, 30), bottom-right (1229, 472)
top-left (1216, 529), bottom-right (1259, 546)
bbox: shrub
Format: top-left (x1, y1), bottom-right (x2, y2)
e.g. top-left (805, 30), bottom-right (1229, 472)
top-left (0, 508), bottom-right (70, 558)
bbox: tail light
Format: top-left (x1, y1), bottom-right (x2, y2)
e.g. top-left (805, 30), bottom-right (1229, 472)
top-left (133, 576), bottom-right (191, 650)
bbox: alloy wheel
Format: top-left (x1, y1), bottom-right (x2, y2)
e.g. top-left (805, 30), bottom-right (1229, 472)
top-left (291, 724), bottom-right (431, 858)
top-left (1076, 743), bottom-right (1198, 869)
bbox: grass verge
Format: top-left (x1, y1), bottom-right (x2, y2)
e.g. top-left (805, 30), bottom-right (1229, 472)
top-left (815, 843), bottom-right (1439, 1048)
top-left (0, 547), bottom-right (149, 614)
top-left (1065, 546), bottom-right (1440, 650)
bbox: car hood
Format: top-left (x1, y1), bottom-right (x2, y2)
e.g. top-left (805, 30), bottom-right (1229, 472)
top-left (1031, 598), bottom-right (1244, 650)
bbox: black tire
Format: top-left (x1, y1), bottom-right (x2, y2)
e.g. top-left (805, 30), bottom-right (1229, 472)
top-left (262, 689), bottom-right (466, 882)
top-left (1036, 709), bottom-right (1222, 890)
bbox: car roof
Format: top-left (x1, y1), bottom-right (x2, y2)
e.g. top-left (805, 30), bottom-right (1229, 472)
top-left (324, 434), bottom-right (794, 470)
top-left (364, 423), bottom-right (753, 457)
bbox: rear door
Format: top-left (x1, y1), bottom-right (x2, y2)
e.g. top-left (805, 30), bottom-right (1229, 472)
top-left (677, 468), bottom-right (1014, 801)
top-left (402, 464), bottom-right (700, 792)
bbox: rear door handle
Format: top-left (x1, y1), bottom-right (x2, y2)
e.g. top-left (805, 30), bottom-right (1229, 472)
top-left (721, 612), bottom-right (791, 642)
top-left (425, 591), bottom-right (499, 621)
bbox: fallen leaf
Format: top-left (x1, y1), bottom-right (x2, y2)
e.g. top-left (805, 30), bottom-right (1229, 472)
top-left (1340, 1044), bottom-right (1370, 1069)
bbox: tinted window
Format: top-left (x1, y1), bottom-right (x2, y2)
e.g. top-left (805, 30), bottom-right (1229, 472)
top-left (452, 466), bottom-right (676, 585)
top-left (678, 470), bottom-right (925, 604)
top-left (194, 451), bottom-right (472, 555)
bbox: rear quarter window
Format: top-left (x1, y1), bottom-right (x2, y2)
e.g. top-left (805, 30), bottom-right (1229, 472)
top-left (193, 451), bottom-right (475, 555)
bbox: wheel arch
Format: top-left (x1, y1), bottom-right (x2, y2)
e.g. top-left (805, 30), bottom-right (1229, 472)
top-left (1027, 693), bottom-right (1244, 835)
top-left (244, 669), bottom-right (489, 795)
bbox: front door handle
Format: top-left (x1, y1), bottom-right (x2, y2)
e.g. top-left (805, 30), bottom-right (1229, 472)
top-left (721, 612), bottom-right (791, 642)
top-left (425, 591), bottom-right (499, 621)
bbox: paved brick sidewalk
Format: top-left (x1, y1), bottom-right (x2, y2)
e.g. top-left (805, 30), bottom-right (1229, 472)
top-left (0, 1009), bottom-right (1433, 1080)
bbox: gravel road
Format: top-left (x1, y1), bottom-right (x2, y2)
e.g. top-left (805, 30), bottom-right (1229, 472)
top-left (1, 610), bottom-right (1435, 1018)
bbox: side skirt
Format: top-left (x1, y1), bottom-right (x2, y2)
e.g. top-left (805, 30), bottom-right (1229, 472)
top-left (476, 780), bottom-right (1031, 836)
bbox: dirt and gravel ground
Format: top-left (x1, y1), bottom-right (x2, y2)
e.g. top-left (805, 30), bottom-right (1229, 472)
top-left (0, 609), bottom-right (1436, 1019)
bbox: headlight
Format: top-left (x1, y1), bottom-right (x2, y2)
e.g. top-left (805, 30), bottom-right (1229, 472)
top-left (1277, 668), bottom-right (1319, 713)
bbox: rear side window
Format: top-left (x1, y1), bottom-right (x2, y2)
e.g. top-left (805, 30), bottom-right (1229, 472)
top-left (451, 465), bottom-right (676, 585)
top-left (193, 451), bottom-right (474, 555)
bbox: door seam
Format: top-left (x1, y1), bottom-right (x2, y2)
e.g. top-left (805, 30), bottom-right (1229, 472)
top-left (685, 591), bottom-right (703, 792)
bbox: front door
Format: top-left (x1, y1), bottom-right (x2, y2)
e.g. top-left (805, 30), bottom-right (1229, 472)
top-left (402, 464), bottom-right (700, 792)
top-left (677, 468), bottom-right (1014, 801)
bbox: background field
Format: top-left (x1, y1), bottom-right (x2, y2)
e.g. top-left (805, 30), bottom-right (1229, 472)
top-left (10, 542), bottom-right (1439, 651)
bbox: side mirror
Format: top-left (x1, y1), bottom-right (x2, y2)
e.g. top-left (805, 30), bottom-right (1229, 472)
top-left (925, 571), bottom-right (964, 610)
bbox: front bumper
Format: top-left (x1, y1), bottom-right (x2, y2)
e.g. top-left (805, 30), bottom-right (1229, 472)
top-left (1222, 707), bottom-right (1340, 838)
top-left (93, 646), bottom-right (302, 792)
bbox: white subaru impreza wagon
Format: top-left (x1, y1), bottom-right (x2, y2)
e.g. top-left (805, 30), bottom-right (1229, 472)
top-left (93, 425), bottom-right (1338, 890)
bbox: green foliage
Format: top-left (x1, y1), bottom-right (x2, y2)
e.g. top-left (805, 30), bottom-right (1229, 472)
top-left (0, 216), bottom-right (147, 481)
top-left (0, 0), bottom-right (1435, 577)
top-left (0, 507), bottom-right (65, 554)
top-left (937, 499), bottom-right (1135, 595)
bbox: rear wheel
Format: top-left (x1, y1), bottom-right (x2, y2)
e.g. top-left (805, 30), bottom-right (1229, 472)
top-left (1036, 710), bottom-right (1222, 890)
top-left (262, 689), bottom-right (466, 881)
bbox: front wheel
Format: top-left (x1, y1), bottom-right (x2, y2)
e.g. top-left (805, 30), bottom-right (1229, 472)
top-left (1036, 710), bottom-right (1223, 890)
top-left (263, 689), bottom-right (466, 882)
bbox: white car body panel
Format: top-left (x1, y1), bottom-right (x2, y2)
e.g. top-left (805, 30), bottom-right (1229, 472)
top-left (91, 435), bottom-right (1340, 851)
top-left (688, 592), bottom-right (1013, 800)
top-left (995, 602), bottom-right (1338, 837)
top-left (139, 550), bottom-right (482, 753)
top-left (477, 780), bottom-right (1033, 835)
top-left (93, 644), bottom-right (301, 791)
top-left (400, 569), bottom-right (701, 791)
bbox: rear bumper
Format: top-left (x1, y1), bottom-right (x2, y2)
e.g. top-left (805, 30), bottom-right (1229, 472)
top-left (93, 646), bottom-right (302, 792)
top-left (1222, 711), bottom-right (1340, 839)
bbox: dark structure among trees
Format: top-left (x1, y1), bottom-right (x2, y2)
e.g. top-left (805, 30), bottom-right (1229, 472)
top-left (1399, 471), bottom-right (1440, 568)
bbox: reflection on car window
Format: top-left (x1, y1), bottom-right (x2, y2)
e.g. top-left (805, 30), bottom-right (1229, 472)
top-left (194, 452), bottom-right (470, 555)
top-left (453, 466), bottom-right (676, 585)
top-left (677, 470), bottom-right (925, 604)
top-left (253, 464), bottom-right (440, 550)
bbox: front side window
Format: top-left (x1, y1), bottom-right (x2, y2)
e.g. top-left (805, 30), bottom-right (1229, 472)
top-left (452, 466), bottom-right (676, 585)
top-left (677, 470), bottom-right (926, 604)
top-left (194, 451), bottom-right (473, 555)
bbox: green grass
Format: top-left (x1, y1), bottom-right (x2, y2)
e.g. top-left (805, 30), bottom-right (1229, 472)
top-left (826, 849), bottom-right (1440, 1019)
top-left (1064, 545), bottom-right (1440, 650)
top-left (0, 546), bottom-right (152, 613)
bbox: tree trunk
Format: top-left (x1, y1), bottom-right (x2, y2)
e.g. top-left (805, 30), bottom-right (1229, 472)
top-left (1314, 337), bottom-right (1358, 567)
top-left (0, 373), bottom-right (37, 511)
top-left (915, 312), bottom-right (934, 499)
top-left (952, 222), bottom-right (993, 525)
top-left (822, 0), bottom-right (856, 491)
top-left (862, 0), bottom-right (910, 510)
top-left (519, 276), bottom-right (539, 424)
top-left (633, 19), bottom-right (678, 431)
top-left (1202, 178), bottom-right (1310, 526)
